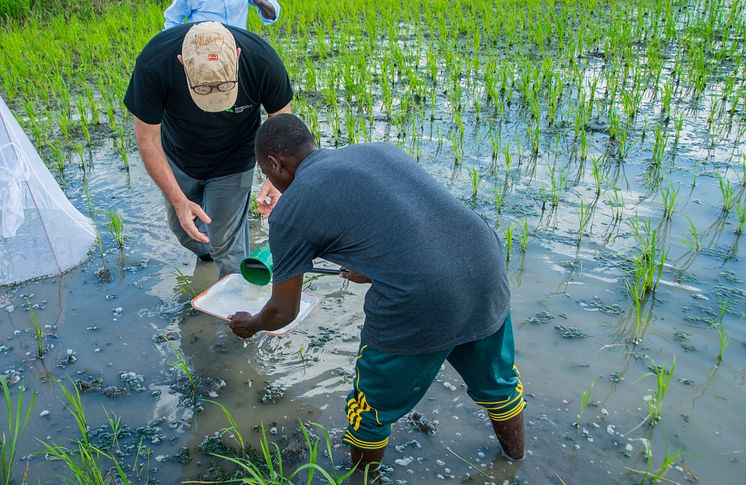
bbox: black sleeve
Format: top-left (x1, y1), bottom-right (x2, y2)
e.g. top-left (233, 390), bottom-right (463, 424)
top-left (123, 58), bottom-right (165, 125)
top-left (258, 48), bottom-right (293, 114)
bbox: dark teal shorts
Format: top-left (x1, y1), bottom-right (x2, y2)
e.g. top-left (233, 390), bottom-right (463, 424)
top-left (343, 313), bottom-right (525, 450)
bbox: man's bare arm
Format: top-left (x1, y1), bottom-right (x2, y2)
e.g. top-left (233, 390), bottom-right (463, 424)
top-left (133, 116), bottom-right (211, 243)
top-left (228, 274), bottom-right (303, 338)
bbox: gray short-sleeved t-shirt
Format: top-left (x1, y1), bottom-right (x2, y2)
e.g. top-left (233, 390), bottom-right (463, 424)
top-left (268, 143), bottom-right (510, 355)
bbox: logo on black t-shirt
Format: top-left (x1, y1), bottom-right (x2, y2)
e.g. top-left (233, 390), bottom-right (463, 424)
top-left (226, 104), bottom-right (254, 113)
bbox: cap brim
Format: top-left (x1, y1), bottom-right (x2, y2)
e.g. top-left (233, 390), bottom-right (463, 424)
top-left (188, 86), bottom-right (238, 113)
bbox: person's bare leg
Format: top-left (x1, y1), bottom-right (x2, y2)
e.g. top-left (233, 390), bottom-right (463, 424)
top-left (491, 410), bottom-right (525, 460)
top-left (350, 445), bottom-right (386, 473)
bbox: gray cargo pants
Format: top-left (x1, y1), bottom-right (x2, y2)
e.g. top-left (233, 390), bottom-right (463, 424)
top-left (165, 159), bottom-right (253, 278)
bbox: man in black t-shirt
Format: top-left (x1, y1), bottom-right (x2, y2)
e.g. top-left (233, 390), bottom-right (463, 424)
top-left (123, 21), bottom-right (292, 277)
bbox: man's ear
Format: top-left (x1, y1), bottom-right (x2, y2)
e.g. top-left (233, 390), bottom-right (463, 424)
top-left (177, 54), bottom-right (183, 65)
top-left (268, 155), bottom-right (282, 173)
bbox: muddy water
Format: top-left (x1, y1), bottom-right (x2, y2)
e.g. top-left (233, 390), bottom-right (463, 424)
top-left (1, 54), bottom-right (746, 485)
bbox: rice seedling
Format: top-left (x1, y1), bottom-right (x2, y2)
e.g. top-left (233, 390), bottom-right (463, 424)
top-left (202, 421), bottom-right (368, 484)
top-left (48, 139), bottom-right (66, 174)
top-left (674, 113), bottom-right (684, 143)
top-left (25, 298), bottom-right (44, 359)
top-left (165, 339), bottom-right (195, 399)
top-left (104, 209), bottom-right (125, 248)
top-left (519, 218), bottom-right (529, 253)
top-left (38, 380), bottom-right (130, 484)
top-left (577, 199), bottom-right (593, 245)
top-left (591, 156), bottom-right (602, 196)
top-left (718, 176), bottom-right (736, 212)
top-left (574, 378), bottom-right (595, 428)
top-left (651, 126), bottom-right (667, 167)
top-left (1, 376), bottom-right (37, 485)
top-left (72, 141), bottom-right (84, 169)
top-left (628, 215), bottom-right (666, 296)
top-left (115, 127), bottom-right (129, 171)
top-left (684, 217), bottom-right (702, 252)
top-left (467, 167), bottom-right (480, 198)
top-left (504, 224), bottom-right (514, 263)
top-left (736, 199), bottom-right (746, 235)
top-left (494, 184), bottom-right (506, 215)
top-left (206, 399), bottom-right (246, 452)
top-left (173, 267), bottom-right (197, 299)
top-left (644, 355), bottom-right (676, 425)
top-left (103, 408), bottom-right (123, 452)
top-left (625, 445), bottom-right (681, 485)
top-left (661, 183), bottom-right (678, 219)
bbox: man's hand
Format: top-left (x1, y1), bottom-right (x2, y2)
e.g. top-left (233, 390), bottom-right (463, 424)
top-left (174, 199), bottom-right (212, 243)
top-left (228, 311), bottom-right (259, 339)
top-left (257, 180), bottom-right (281, 218)
top-left (340, 268), bottom-right (372, 284)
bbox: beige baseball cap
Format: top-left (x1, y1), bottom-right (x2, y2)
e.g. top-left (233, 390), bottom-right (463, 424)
top-left (181, 22), bottom-right (238, 112)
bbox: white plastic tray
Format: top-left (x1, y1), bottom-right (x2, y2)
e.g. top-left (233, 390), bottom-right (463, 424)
top-left (191, 274), bottom-right (319, 336)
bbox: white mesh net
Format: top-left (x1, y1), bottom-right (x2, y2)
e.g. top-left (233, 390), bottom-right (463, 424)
top-left (0, 96), bottom-right (96, 285)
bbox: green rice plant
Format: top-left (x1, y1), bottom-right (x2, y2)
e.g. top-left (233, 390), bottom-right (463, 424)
top-left (72, 141), bottom-right (85, 169)
top-left (103, 408), bottom-right (123, 452)
top-left (579, 127), bottom-right (589, 160)
top-left (713, 301), bottom-right (729, 366)
top-left (104, 209), bottom-right (125, 248)
top-left (165, 339), bottom-right (195, 398)
top-left (660, 183), bottom-right (678, 220)
top-left (661, 82), bottom-right (673, 119)
top-left (628, 215), bottom-right (666, 295)
top-left (57, 378), bottom-right (90, 441)
top-left (736, 199), bottom-right (746, 235)
top-left (714, 319), bottom-right (729, 366)
top-left (577, 199), bottom-right (593, 245)
top-left (115, 127), bottom-right (129, 171)
top-left (548, 163), bottom-right (567, 208)
top-left (494, 184), bottom-right (506, 215)
top-left (718, 176), bottom-right (736, 212)
top-left (651, 126), bottom-right (667, 167)
top-left (205, 421), bottom-right (368, 484)
top-left (644, 355), bottom-right (676, 425)
top-left (49, 139), bottom-right (66, 174)
top-left (519, 218), bottom-right (529, 253)
top-left (574, 378), bottom-right (595, 428)
top-left (206, 399), bottom-right (246, 452)
top-left (26, 298), bottom-right (44, 359)
top-left (625, 445), bottom-right (681, 485)
top-left (607, 188), bottom-right (624, 221)
top-left (467, 167), bottom-right (480, 198)
top-left (591, 156), bottom-right (602, 196)
top-left (38, 439), bottom-right (129, 485)
top-left (504, 224), bottom-right (514, 263)
top-left (1, 376), bottom-right (37, 485)
top-left (173, 267), bottom-right (197, 299)
top-left (684, 217), bottom-right (702, 252)
top-left (674, 113), bottom-right (684, 143)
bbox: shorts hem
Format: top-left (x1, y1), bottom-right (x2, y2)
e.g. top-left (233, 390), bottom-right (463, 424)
top-left (343, 430), bottom-right (389, 450)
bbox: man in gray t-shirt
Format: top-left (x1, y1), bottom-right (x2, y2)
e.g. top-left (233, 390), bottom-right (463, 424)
top-left (229, 114), bottom-right (525, 471)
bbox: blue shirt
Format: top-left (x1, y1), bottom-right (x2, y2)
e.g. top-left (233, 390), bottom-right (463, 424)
top-left (164, 0), bottom-right (280, 29)
top-left (269, 144), bottom-right (511, 355)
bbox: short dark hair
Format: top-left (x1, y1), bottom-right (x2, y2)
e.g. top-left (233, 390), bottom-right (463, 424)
top-left (255, 114), bottom-right (314, 162)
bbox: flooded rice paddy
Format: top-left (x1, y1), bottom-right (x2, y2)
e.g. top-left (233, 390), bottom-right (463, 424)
top-left (1, 0), bottom-right (745, 483)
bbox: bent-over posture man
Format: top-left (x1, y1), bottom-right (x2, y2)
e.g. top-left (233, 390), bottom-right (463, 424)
top-left (228, 114), bottom-right (526, 469)
top-left (124, 22), bottom-right (291, 277)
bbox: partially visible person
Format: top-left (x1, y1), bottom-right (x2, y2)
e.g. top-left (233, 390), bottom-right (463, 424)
top-left (228, 114), bottom-right (526, 471)
top-left (123, 22), bottom-right (292, 277)
top-left (164, 0), bottom-right (281, 30)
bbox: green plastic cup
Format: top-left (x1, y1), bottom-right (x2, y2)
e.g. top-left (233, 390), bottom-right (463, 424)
top-left (240, 241), bottom-right (273, 286)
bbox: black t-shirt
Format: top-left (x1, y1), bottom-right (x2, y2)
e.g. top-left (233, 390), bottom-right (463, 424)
top-left (123, 23), bottom-right (293, 179)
